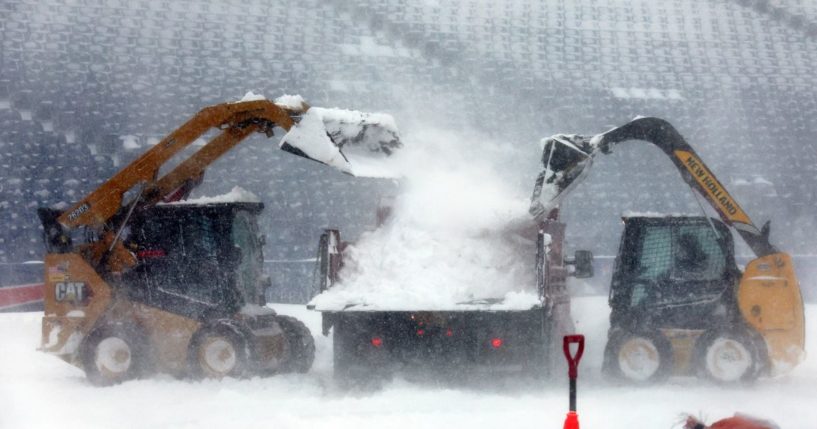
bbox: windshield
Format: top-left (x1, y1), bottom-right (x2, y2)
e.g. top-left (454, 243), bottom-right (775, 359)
top-left (232, 210), bottom-right (265, 305)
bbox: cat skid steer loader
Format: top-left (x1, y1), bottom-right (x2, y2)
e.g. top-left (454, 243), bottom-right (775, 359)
top-left (531, 117), bottom-right (805, 383)
top-left (37, 96), bottom-right (400, 385)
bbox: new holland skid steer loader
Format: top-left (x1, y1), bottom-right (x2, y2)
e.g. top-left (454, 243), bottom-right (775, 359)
top-left (530, 117), bottom-right (805, 384)
top-left (37, 96), bottom-right (400, 385)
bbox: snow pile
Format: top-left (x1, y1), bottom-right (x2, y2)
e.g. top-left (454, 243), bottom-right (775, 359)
top-left (163, 186), bottom-right (260, 205)
top-left (310, 127), bottom-right (540, 311)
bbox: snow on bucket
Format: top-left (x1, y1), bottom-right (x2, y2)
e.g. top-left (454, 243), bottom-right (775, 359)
top-left (276, 95), bottom-right (402, 178)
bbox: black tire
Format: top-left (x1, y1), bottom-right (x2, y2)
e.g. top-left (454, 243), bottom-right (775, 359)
top-left (188, 323), bottom-right (249, 379)
top-left (604, 329), bottom-right (673, 384)
top-left (695, 328), bottom-right (763, 384)
top-left (276, 315), bottom-right (316, 374)
top-left (80, 323), bottom-right (148, 386)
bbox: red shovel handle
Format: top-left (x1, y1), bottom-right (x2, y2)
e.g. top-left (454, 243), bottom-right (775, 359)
top-left (563, 335), bottom-right (585, 379)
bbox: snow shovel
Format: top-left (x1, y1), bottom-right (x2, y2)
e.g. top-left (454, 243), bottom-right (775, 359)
top-left (276, 95), bottom-right (402, 178)
top-left (562, 335), bottom-right (585, 429)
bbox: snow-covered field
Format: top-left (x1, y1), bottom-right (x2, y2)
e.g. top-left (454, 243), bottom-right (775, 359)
top-left (1, 297), bottom-right (815, 428)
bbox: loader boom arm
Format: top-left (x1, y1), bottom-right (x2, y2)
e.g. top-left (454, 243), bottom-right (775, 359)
top-left (58, 99), bottom-right (301, 231)
top-left (535, 117), bottom-right (776, 258)
top-left (590, 117), bottom-right (776, 257)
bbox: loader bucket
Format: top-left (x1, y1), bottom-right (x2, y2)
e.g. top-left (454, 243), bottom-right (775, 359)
top-left (529, 134), bottom-right (595, 219)
top-left (279, 105), bottom-right (402, 178)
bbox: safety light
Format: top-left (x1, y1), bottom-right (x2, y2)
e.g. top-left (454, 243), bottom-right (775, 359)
top-left (416, 329), bottom-right (425, 337)
top-left (490, 337), bottom-right (503, 349)
top-left (371, 337), bottom-right (383, 348)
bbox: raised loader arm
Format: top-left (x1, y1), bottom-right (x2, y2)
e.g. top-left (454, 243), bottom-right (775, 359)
top-left (49, 97), bottom-right (400, 272)
top-left (59, 99), bottom-right (299, 230)
top-left (531, 117), bottom-right (805, 373)
top-left (591, 117), bottom-right (776, 257)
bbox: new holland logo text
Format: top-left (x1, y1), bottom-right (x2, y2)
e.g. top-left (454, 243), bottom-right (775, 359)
top-left (676, 151), bottom-right (750, 224)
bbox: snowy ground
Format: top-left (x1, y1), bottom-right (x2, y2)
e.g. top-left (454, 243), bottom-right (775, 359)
top-left (1, 297), bottom-right (815, 429)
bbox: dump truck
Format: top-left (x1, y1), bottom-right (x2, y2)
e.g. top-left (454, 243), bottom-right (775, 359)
top-left (309, 206), bottom-right (590, 383)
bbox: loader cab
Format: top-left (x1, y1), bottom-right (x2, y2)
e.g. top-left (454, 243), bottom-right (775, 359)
top-left (124, 202), bottom-right (268, 321)
top-left (608, 215), bottom-right (740, 330)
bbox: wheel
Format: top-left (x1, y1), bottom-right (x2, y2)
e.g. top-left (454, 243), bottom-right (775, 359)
top-left (189, 323), bottom-right (249, 379)
top-left (696, 329), bottom-right (762, 383)
top-left (604, 329), bottom-right (673, 383)
top-left (276, 315), bottom-right (315, 373)
top-left (81, 324), bottom-right (147, 386)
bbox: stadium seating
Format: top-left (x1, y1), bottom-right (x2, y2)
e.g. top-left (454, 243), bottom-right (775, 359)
top-left (1, 0), bottom-right (815, 302)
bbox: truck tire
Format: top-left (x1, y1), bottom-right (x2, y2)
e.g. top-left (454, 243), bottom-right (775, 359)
top-left (81, 323), bottom-right (148, 386)
top-left (695, 328), bottom-right (763, 384)
top-left (604, 329), bottom-right (673, 384)
top-left (276, 315), bottom-right (315, 374)
top-left (189, 323), bottom-right (249, 379)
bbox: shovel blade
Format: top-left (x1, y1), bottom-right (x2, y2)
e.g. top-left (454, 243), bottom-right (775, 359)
top-left (279, 105), bottom-right (402, 178)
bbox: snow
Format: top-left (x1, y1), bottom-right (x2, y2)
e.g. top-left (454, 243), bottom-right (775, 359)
top-left (164, 186), bottom-right (260, 205)
top-left (273, 94), bottom-right (307, 110)
top-left (239, 304), bottom-right (276, 317)
top-left (279, 104), bottom-right (401, 178)
top-left (621, 210), bottom-right (699, 218)
top-left (279, 108), bottom-right (355, 175)
top-left (309, 127), bottom-right (540, 311)
top-left (120, 135), bottom-right (140, 150)
top-left (1, 297), bottom-right (815, 428)
top-left (238, 91), bottom-right (266, 102)
top-left (609, 87), bottom-right (684, 100)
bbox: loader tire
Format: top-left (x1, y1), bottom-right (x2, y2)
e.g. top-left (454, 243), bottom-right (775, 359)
top-left (277, 315), bottom-right (315, 374)
top-left (81, 323), bottom-right (147, 386)
top-left (189, 323), bottom-right (249, 379)
top-left (604, 329), bottom-right (673, 384)
top-left (695, 328), bottom-right (764, 384)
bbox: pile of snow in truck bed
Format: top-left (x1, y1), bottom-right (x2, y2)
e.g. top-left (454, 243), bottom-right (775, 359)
top-left (309, 127), bottom-right (542, 311)
top-left (2, 297), bottom-right (816, 428)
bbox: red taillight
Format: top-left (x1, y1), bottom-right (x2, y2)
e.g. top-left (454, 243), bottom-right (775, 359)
top-left (445, 328), bottom-right (454, 337)
top-left (371, 337), bottom-right (383, 348)
top-left (416, 329), bottom-right (425, 337)
top-left (490, 338), bottom-right (503, 349)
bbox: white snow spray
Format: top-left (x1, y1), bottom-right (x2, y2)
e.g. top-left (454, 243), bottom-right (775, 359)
top-left (309, 121), bottom-right (543, 311)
